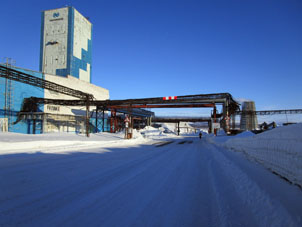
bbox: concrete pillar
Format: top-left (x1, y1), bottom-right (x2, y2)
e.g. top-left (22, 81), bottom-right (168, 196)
top-left (43, 114), bottom-right (48, 133)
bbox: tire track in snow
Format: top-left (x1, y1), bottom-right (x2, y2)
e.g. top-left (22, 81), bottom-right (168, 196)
top-left (60, 145), bottom-right (186, 226)
top-left (1, 137), bottom-right (302, 226)
top-left (203, 142), bottom-right (300, 227)
top-left (0, 143), bottom-right (181, 226)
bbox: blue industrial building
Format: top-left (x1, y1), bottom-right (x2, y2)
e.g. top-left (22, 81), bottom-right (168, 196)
top-left (1, 6), bottom-right (152, 134)
top-left (40, 6), bottom-right (92, 83)
top-left (0, 6), bottom-right (110, 134)
top-left (0, 65), bottom-right (111, 134)
top-left (0, 66), bottom-right (45, 133)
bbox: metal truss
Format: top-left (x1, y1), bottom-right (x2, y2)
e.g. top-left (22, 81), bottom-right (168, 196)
top-left (236, 109), bottom-right (302, 115)
top-left (19, 93), bottom-right (239, 135)
top-left (1, 65), bottom-right (241, 135)
top-left (21, 92), bottom-right (239, 111)
top-left (152, 117), bottom-right (211, 123)
top-left (0, 65), bottom-right (93, 100)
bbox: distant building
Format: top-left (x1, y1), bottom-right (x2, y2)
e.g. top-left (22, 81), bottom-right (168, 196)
top-left (40, 7), bottom-right (92, 83)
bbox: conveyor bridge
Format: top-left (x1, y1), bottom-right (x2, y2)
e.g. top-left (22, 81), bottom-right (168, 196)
top-left (1, 65), bottom-right (240, 136)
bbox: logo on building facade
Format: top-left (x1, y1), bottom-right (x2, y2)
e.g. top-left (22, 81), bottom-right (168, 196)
top-left (53, 12), bottom-right (60, 18)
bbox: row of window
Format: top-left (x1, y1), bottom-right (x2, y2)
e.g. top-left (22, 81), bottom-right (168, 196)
top-left (44, 55), bottom-right (66, 65)
top-left (45, 24), bottom-right (67, 35)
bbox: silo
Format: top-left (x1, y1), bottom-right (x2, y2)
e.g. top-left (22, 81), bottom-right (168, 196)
top-left (240, 101), bottom-right (258, 131)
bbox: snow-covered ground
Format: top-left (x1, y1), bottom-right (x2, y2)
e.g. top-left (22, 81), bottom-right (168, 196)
top-left (0, 126), bottom-right (302, 226)
top-left (0, 130), bottom-right (147, 154)
top-left (218, 123), bottom-right (302, 187)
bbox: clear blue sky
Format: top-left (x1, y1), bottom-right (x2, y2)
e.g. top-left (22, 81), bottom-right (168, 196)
top-left (1, 0), bottom-right (301, 115)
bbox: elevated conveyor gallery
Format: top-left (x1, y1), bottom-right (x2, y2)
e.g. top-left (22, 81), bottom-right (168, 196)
top-left (1, 65), bottom-right (240, 136)
top-left (20, 93), bottom-right (239, 135)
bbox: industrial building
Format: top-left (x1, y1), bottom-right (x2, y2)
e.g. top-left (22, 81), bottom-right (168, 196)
top-left (0, 6), bottom-right (110, 134)
top-left (0, 64), bottom-right (110, 134)
top-left (1, 6), bottom-right (264, 135)
top-left (40, 6), bottom-right (92, 82)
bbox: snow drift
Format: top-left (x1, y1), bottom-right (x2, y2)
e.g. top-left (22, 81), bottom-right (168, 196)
top-left (224, 124), bottom-right (302, 187)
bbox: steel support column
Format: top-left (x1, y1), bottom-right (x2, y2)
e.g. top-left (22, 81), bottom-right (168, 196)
top-left (110, 109), bottom-right (119, 133)
top-left (213, 105), bottom-right (217, 136)
top-left (95, 108), bottom-right (98, 133)
top-left (225, 109), bottom-right (230, 134)
top-left (231, 114), bottom-right (236, 130)
top-left (86, 99), bottom-right (90, 137)
top-left (102, 108), bottom-right (105, 132)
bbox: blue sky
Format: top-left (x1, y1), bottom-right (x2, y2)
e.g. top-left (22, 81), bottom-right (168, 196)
top-left (1, 0), bottom-right (301, 116)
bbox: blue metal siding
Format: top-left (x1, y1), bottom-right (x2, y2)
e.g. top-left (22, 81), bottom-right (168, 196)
top-left (55, 68), bottom-right (69, 77)
top-left (90, 118), bottom-right (110, 133)
top-left (67, 7), bottom-right (74, 77)
top-left (0, 68), bottom-right (44, 134)
top-left (39, 12), bottom-right (45, 72)
top-left (70, 38), bottom-right (92, 79)
top-left (90, 24), bottom-right (93, 83)
top-left (69, 7), bottom-right (92, 81)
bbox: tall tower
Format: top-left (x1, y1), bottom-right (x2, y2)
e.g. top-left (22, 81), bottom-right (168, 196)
top-left (240, 101), bottom-right (258, 131)
top-left (40, 7), bottom-right (92, 83)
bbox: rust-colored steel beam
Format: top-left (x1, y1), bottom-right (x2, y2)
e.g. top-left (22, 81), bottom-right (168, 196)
top-left (132, 117), bottom-right (142, 120)
top-left (153, 117), bottom-right (211, 123)
top-left (107, 104), bottom-right (215, 109)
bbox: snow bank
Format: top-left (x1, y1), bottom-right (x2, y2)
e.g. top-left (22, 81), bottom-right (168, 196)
top-left (0, 131), bottom-right (147, 154)
top-left (0, 126), bottom-right (181, 155)
top-left (160, 123), bottom-right (176, 133)
top-left (224, 124), bottom-right (302, 187)
top-left (157, 122), bottom-right (196, 135)
top-left (131, 129), bottom-right (144, 139)
top-left (139, 126), bottom-right (179, 140)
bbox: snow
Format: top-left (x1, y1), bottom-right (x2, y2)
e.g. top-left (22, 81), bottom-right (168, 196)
top-left (139, 126), bottom-right (179, 140)
top-left (0, 131), bottom-right (148, 154)
top-left (152, 122), bottom-right (196, 135)
top-left (0, 126), bottom-right (302, 226)
top-left (223, 123), bottom-right (302, 187)
top-left (233, 130), bottom-right (255, 138)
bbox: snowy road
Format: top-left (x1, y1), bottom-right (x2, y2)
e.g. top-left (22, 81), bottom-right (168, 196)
top-left (1, 137), bottom-right (302, 227)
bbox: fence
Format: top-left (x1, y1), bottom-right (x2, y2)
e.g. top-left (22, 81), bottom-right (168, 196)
top-left (224, 124), bottom-right (302, 187)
